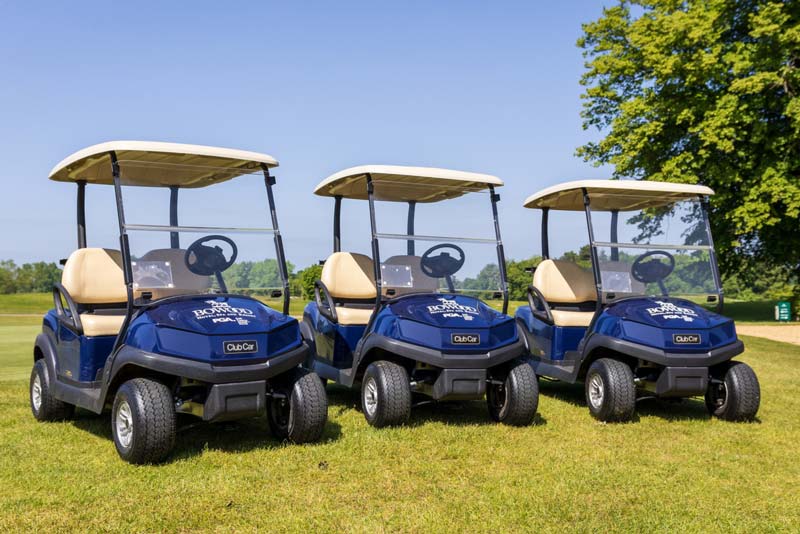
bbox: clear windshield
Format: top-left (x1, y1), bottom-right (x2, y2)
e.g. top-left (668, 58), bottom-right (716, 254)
top-left (372, 181), bottom-right (502, 300)
top-left (588, 195), bottom-right (719, 302)
top-left (118, 163), bottom-right (287, 305)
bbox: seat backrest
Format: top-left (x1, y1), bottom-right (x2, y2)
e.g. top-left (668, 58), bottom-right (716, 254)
top-left (138, 248), bottom-right (211, 299)
top-left (382, 255), bottom-right (439, 296)
top-left (533, 259), bottom-right (596, 304)
top-left (321, 252), bottom-right (377, 300)
top-left (61, 248), bottom-right (127, 304)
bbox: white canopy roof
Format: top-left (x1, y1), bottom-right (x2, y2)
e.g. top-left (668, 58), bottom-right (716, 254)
top-left (523, 179), bottom-right (714, 211)
top-left (49, 141), bottom-right (279, 188)
top-left (314, 165), bottom-right (503, 202)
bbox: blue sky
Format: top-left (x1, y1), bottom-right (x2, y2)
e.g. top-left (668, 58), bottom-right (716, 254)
top-left (0, 1), bottom-right (611, 268)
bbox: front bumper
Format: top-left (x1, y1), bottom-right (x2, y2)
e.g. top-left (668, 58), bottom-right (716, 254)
top-left (583, 335), bottom-right (744, 367)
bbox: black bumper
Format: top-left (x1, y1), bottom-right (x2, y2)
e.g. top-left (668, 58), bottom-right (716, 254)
top-left (203, 380), bottom-right (268, 422)
top-left (110, 342), bottom-right (309, 385)
top-left (584, 335), bottom-right (744, 368)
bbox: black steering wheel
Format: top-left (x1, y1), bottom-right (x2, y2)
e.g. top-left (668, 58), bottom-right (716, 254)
top-left (631, 250), bottom-right (675, 286)
top-left (184, 235), bottom-right (238, 276)
top-left (420, 243), bottom-right (466, 278)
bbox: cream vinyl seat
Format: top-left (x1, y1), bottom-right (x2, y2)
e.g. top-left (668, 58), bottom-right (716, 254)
top-left (61, 248), bottom-right (128, 336)
top-left (532, 259), bottom-right (597, 327)
top-left (320, 252), bottom-right (376, 325)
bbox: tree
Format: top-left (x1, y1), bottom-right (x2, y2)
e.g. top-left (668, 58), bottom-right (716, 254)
top-left (297, 265), bottom-right (323, 299)
top-left (578, 0), bottom-right (800, 298)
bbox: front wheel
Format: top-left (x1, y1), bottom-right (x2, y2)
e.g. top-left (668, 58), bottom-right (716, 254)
top-left (30, 359), bottom-right (74, 421)
top-left (361, 361), bottom-right (411, 428)
top-left (705, 362), bottom-right (760, 421)
top-left (585, 358), bottom-right (636, 422)
top-left (267, 368), bottom-right (328, 443)
top-left (487, 360), bottom-right (539, 426)
top-left (112, 378), bottom-right (176, 464)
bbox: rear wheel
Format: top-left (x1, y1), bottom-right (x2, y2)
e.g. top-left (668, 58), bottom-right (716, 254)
top-left (487, 359), bottom-right (539, 426)
top-left (267, 368), bottom-right (328, 443)
top-left (361, 361), bottom-right (411, 428)
top-left (112, 378), bottom-right (176, 464)
top-left (585, 358), bottom-right (636, 422)
top-left (705, 361), bottom-right (760, 421)
top-left (30, 359), bottom-right (74, 421)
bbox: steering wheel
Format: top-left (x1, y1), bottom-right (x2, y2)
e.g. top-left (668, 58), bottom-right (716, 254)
top-left (420, 243), bottom-right (466, 278)
top-left (184, 235), bottom-right (238, 276)
top-left (631, 250), bottom-right (675, 284)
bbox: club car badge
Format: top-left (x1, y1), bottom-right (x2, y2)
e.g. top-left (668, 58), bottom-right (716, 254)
top-left (224, 340), bottom-right (259, 354)
top-left (451, 333), bottom-right (480, 345)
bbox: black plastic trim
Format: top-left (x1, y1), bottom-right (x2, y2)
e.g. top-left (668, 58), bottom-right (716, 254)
top-left (582, 334), bottom-right (744, 368)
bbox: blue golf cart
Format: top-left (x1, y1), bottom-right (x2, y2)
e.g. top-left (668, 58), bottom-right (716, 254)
top-left (515, 180), bottom-right (760, 422)
top-left (30, 141), bottom-right (327, 463)
top-left (301, 166), bottom-right (538, 427)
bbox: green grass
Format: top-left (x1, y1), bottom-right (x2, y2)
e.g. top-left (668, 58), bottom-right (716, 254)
top-left (0, 315), bottom-right (798, 531)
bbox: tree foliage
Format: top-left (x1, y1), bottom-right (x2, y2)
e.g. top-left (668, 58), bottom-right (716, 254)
top-left (578, 0), bottom-right (800, 289)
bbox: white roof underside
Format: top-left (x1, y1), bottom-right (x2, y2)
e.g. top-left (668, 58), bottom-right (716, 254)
top-left (314, 165), bottom-right (503, 202)
top-left (523, 179), bottom-right (715, 211)
top-left (49, 141), bottom-right (279, 188)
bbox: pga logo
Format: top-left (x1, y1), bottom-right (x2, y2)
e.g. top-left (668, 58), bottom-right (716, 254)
top-left (223, 340), bottom-right (258, 354)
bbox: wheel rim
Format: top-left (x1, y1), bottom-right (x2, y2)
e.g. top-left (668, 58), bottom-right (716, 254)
top-left (31, 373), bottom-right (42, 411)
top-left (363, 377), bottom-right (378, 417)
top-left (488, 379), bottom-right (508, 414)
top-left (711, 380), bottom-right (728, 410)
top-left (588, 373), bottom-right (605, 410)
top-left (115, 400), bottom-right (134, 449)
top-left (270, 395), bottom-right (291, 431)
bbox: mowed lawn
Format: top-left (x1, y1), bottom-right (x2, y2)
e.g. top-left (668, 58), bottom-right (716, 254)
top-left (1, 312), bottom-right (799, 532)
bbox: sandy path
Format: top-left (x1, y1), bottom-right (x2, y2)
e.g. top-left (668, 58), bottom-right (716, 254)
top-left (737, 325), bottom-right (800, 346)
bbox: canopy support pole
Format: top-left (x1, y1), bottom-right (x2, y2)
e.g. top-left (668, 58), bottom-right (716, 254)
top-left (110, 151), bottom-right (135, 354)
top-left (333, 195), bottom-right (342, 253)
top-left (610, 209), bottom-right (619, 261)
top-left (169, 186), bottom-right (180, 249)
top-left (582, 189), bottom-right (602, 310)
top-left (702, 198), bottom-right (724, 313)
top-left (406, 201), bottom-right (416, 255)
top-left (489, 186), bottom-right (509, 315)
top-left (77, 181), bottom-right (87, 249)
top-left (263, 165), bottom-right (290, 316)
top-left (541, 208), bottom-right (550, 260)
top-left (366, 175), bottom-right (382, 310)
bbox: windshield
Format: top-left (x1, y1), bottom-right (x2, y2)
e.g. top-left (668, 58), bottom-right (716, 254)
top-left (118, 163), bottom-right (287, 306)
top-left (372, 181), bottom-right (503, 300)
top-left (588, 195), bottom-right (719, 302)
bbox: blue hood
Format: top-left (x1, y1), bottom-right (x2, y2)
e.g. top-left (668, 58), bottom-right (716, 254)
top-left (371, 294), bottom-right (518, 352)
top-left (604, 297), bottom-right (730, 329)
top-left (125, 295), bottom-right (301, 363)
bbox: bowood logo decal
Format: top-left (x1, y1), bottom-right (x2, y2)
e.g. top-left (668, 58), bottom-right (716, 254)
top-left (646, 301), bottom-right (698, 323)
top-left (193, 300), bottom-right (255, 325)
top-left (426, 298), bottom-right (479, 321)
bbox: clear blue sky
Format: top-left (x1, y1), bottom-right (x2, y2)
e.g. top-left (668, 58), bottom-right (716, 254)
top-left (0, 1), bottom-right (612, 268)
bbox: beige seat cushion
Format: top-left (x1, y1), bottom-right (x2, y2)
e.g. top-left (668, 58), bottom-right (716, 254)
top-left (550, 310), bottom-right (594, 327)
top-left (137, 248), bottom-right (211, 299)
top-left (533, 259), bottom-right (596, 303)
top-left (80, 313), bottom-right (126, 336)
top-left (335, 306), bottom-right (373, 325)
top-left (321, 252), bottom-right (377, 299)
top-left (62, 248), bottom-right (127, 304)
top-left (382, 255), bottom-right (439, 296)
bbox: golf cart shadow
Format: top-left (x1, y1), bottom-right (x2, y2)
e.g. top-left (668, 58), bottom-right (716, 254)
top-left (71, 411), bottom-right (342, 462)
top-left (326, 385), bottom-right (547, 428)
top-left (538, 379), bottom-right (732, 423)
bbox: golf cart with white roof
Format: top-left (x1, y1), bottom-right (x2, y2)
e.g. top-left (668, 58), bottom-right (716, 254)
top-left (515, 180), bottom-right (760, 422)
top-left (30, 141), bottom-right (327, 463)
top-left (301, 165), bottom-right (538, 427)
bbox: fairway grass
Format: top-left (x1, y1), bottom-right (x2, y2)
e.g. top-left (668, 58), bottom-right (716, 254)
top-left (0, 316), bottom-right (798, 532)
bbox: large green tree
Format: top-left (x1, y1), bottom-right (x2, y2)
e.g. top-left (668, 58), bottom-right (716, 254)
top-left (578, 0), bottom-right (800, 288)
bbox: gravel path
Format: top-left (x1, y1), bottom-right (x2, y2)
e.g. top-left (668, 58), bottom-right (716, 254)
top-left (737, 325), bottom-right (800, 346)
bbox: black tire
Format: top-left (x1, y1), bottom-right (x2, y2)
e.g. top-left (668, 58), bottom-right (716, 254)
top-left (267, 368), bottom-right (328, 443)
top-left (585, 358), bottom-right (636, 422)
top-left (111, 378), bottom-right (176, 464)
top-left (361, 361), bottom-right (411, 428)
top-left (30, 359), bottom-right (74, 421)
top-left (487, 359), bottom-right (539, 426)
top-left (705, 361), bottom-right (760, 421)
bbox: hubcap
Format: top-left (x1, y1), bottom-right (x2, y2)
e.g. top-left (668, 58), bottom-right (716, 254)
top-left (31, 374), bottom-right (42, 411)
top-left (363, 377), bottom-right (378, 417)
top-left (588, 373), bottom-right (605, 410)
top-left (115, 400), bottom-right (134, 449)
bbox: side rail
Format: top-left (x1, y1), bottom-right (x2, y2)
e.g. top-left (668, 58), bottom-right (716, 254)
top-left (314, 280), bottom-right (338, 323)
top-left (53, 283), bottom-right (83, 334)
top-left (527, 285), bottom-right (554, 324)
